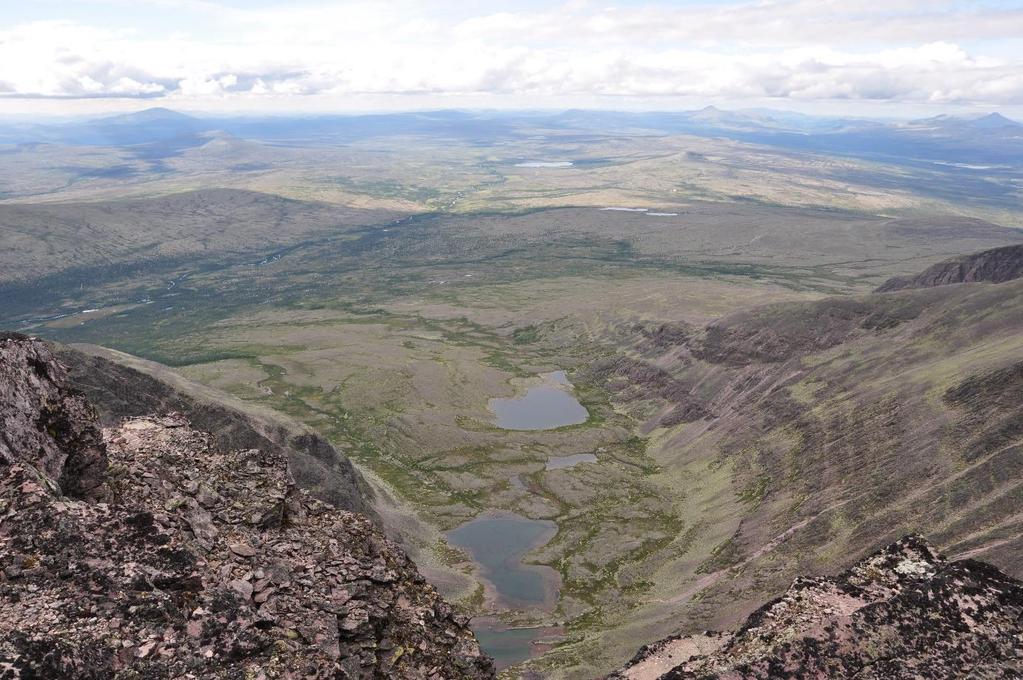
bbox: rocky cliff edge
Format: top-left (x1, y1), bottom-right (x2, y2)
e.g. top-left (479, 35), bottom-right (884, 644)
top-left (0, 333), bottom-right (494, 679)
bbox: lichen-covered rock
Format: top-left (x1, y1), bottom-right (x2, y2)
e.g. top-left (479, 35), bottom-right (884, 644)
top-left (611, 536), bottom-right (1023, 679)
top-left (0, 335), bottom-right (494, 679)
top-left (0, 332), bottom-right (106, 498)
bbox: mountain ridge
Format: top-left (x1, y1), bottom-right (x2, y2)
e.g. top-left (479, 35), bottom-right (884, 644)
top-left (572, 256), bottom-right (1023, 674)
top-left (57, 342), bottom-right (375, 516)
top-left (0, 333), bottom-right (494, 679)
top-left (876, 243), bottom-right (1023, 292)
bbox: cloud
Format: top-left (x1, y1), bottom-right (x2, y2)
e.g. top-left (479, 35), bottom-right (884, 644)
top-left (0, 2), bottom-right (1021, 107)
top-left (0, 22), bottom-right (172, 98)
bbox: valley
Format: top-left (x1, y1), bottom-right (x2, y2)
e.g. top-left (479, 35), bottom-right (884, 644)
top-left (2, 108), bottom-right (1023, 678)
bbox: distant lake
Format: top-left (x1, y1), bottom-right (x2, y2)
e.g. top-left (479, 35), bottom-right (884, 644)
top-left (490, 371), bottom-right (588, 430)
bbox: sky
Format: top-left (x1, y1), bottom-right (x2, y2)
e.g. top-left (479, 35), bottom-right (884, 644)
top-left (1, 0), bottom-right (1022, 117)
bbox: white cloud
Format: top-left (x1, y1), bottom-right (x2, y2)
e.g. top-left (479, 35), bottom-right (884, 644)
top-left (0, 1), bottom-right (1021, 107)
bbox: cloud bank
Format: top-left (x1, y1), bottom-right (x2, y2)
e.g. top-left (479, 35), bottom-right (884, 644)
top-left (0, 0), bottom-right (1021, 109)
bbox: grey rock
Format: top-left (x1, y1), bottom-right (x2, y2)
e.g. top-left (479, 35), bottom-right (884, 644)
top-left (0, 333), bottom-right (107, 498)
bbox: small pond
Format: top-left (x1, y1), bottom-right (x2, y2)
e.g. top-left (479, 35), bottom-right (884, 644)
top-left (490, 370), bottom-right (588, 431)
top-left (514, 160), bottom-right (573, 168)
top-left (471, 619), bottom-right (562, 670)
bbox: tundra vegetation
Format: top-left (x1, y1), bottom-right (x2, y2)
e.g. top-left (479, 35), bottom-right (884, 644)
top-left (2, 108), bottom-right (1022, 677)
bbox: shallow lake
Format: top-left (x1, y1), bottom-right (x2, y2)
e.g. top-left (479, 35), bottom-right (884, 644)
top-left (546, 453), bottom-right (597, 470)
top-left (490, 371), bottom-right (588, 430)
top-left (447, 513), bottom-right (561, 669)
top-left (447, 513), bottom-right (558, 607)
top-left (471, 620), bottom-right (561, 670)
top-left (547, 370), bottom-right (570, 385)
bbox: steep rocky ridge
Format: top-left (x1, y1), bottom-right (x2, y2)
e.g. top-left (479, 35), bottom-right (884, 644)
top-left (611, 536), bottom-right (1023, 679)
top-left (55, 342), bottom-right (373, 516)
top-left (56, 343), bottom-right (474, 607)
top-left (876, 243), bottom-right (1023, 292)
top-left (0, 332), bottom-right (107, 499)
top-left (0, 334), bottom-right (494, 678)
top-left (576, 264), bottom-right (1023, 671)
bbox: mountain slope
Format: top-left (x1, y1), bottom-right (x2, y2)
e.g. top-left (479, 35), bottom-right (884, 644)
top-left (876, 243), bottom-right (1023, 291)
top-left (0, 333), bottom-right (494, 678)
top-left (574, 259), bottom-right (1023, 672)
top-left (0, 188), bottom-right (399, 286)
top-left (56, 342), bottom-right (374, 516)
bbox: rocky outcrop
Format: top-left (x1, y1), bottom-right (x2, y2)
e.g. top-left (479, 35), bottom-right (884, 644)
top-left (611, 536), bottom-right (1023, 679)
top-left (588, 355), bottom-right (710, 425)
top-left (876, 243), bottom-right (1023, 292)
top-left (0, 335), bottom-right (494, 679)
top-left (56, 343), bottom-right (373, 517)
top-left (0, 332), bottom-right (106, 498)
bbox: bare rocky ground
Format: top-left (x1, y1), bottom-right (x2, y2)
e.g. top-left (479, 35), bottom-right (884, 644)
top-left (611, 536), bottom-right (1023, 679)
top-left (0, 333), bottom-right (494, 679)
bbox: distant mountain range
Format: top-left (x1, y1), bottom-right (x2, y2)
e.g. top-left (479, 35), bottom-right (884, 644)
top-left (0, 106), bottom-right (1019, 167)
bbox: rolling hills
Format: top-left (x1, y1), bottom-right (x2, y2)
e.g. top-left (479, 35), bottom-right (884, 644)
top-left (2, 106), bottom-right (1022, 677)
